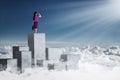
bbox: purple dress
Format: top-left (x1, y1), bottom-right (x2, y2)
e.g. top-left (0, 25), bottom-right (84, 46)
top-left (32, 16), bottom-right (39, 29)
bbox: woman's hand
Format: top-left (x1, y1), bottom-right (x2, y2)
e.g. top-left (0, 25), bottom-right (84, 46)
top-left (39, 13), bottom-right (42, 18)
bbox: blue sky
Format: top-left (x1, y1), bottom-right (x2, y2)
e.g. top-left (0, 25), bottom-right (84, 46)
top-left (0, 0), bottom-right (120, 45)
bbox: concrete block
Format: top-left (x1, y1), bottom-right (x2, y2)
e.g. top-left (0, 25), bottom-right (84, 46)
top-left (60, 54), bottom-right (80, 63)
top-left (21, 51), bottom-right (32, 69)
top-left (46, 48), bottom-right (63, 60)
top-left (21, 51), bottom-right (32, 71)
top-left (0, 59), bottom-right (7, 71)
top-left (48, 63), bottom-right (54, 70)
top-left (19, 47), bottom-right (29, 51)
top-left (28, 33), bottom-right (46, 65)
top-left (14, 51), bottom-right (32, 71)
top-left (60, 54), bottom-right (80, 70)
top-left (7, 59), bottom-right (17, 71)
top-left (60, 54), bottom-right (67, 62)
top-left (37, 59), bottom-right (43, 67)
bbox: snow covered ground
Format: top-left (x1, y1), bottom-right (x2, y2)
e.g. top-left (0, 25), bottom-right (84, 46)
top-left (1, 45), bottom-right (120, 80)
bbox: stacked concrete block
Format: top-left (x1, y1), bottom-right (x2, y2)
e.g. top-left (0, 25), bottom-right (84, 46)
top-left (46, 48), bottom-right (63, 60)
top-left (13, 46), bottom-right (32, 71)
top-left (60, 54), bottom-right (80, 70)
top-left (28, 33), bottom-right (46, 65)
top-left (0, 59), bottom-right (7, 71)
top-left (7, 59), bottom-right (17, 72)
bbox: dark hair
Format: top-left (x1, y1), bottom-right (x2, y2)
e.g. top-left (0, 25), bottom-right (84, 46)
top-left (33, 11), bottom-right (38, 20)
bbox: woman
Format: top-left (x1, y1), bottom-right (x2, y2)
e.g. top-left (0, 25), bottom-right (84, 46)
top-left (32, 11), bottom-right (42, 33)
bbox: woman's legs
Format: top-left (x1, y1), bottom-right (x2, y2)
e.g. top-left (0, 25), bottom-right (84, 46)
top-left (34, 28), bottom-right (38, 33)
top-left (33, 22), bottom-right (38, 33)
